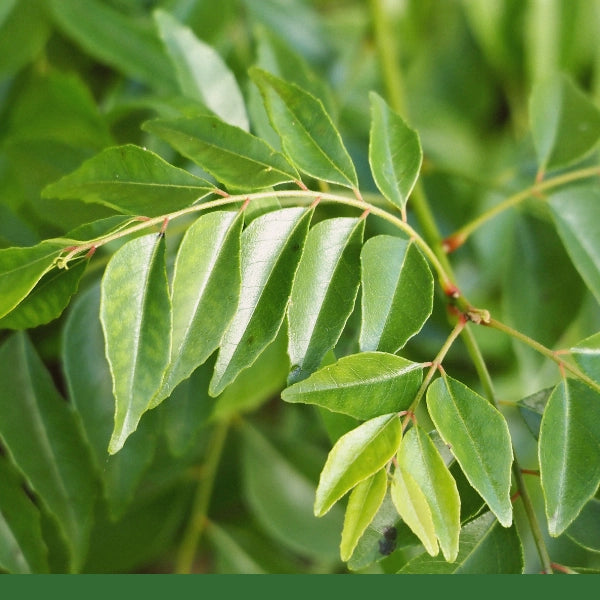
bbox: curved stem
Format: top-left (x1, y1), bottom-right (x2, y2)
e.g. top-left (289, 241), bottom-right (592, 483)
top-left (175, 420), bottom-right (230, 574)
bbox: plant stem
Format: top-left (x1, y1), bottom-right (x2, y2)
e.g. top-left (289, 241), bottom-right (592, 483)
top-left (445, 165), bottom-right (600, 250)
top-left (174, 420), bottom-right (230, 574)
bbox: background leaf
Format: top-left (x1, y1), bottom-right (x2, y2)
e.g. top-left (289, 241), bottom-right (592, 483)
top-left (539, 378), bottom-right (600, 536)
top-left (209, 207), bottom-right (312, 396)
top-left (101, 233), bottom-right (171, 454)
top-left (359, 235), bottom-right (434, 353)
top-left (287, 217), bottom-right (364, 383)
top-left (566, 497), bottom-right (600, 553)
top-left (426, 375), bottom-right (513, 527)
top-left (282, 352), bottom-right (423, 420)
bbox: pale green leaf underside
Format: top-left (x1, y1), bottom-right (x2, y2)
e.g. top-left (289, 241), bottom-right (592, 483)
top-left (42, 144), bottom-right (214, 216)
top-left (360, 235), bottom-right (434, 353)
top-left (282, 351), bottom-right (423, 420)
top-left (287, 217), bottom-right (364, 383)
top-left (368, 92), bottom-right (422, 213)
top-left (209, 207), bottom-right (313, 396)
top-left (539, 378), bottom-right (600, 536)
top-left (315, 413), bottom-right (402, 517)
top-left (250, 67), bottom-right (358, 189)
top-left (101, 233), bottom-right (171, 454)
top-left (426, 375), bottom-right (513, 527)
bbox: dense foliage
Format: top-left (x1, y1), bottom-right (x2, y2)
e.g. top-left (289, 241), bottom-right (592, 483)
top-left (1, 0), bottom-right (600, 574)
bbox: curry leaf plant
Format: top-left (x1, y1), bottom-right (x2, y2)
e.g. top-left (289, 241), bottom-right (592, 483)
top-left (1, 0), bottom-right (600, 575)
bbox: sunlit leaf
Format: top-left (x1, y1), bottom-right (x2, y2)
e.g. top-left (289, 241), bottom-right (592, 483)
top-left (426, 375), bottom-right (513, 527)
top-left (314, 414), bottom-right (402, 517)
top-left (359, 235), bottom-right (433, 353)
top-left (101, 233), bottom-right (171, 454)
top-left (287, 217), bottom-right (364, 383)
top-left (282, 352), bottom-right (423, 420)
top-left (539, 377), bottom-right (600, 536)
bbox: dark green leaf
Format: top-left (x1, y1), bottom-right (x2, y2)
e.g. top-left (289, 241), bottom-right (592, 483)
top-left (398, 511), bottom-right (523, 574)
top-left (282, 352), bottom-right (423, 420)
top-left (539, 378), bottom-right (600, 536)
top-left (154, 211), bottom-right (242, 404)
top-left (249, 67), bottom-right (358, 189)
top-left (142, 116), bottom-right (298, 191)
top-left (209, 207), bottom-right (312, 396)
top-left (340, 469), bottom-right (388, 562)
top-left (426, 375), bottom-right (513, 527)
top-left (359, 235), bottom-right (433, 353)
top-left (314, 414), bottom-right (402, 517)
top-left (516, 387), bottom-right (554, 439)
top-left (566, 498), bottom-right (600, 553)
top-left (0, 333), bottom-right (97, 573)
top-left (154, 10), bottom-right (248, 130)
top-left (42, 144), bottom-right (214, 217)
top-left (287, 217), bottom-right (365, 383)
top-left (530, 73), bottom-right (600, 172)
top-left (0, 456), bottom-right (49, 574)
top-left (101, 233), bottom-right (171, 454)
top-left (368, 92), bottom-right (422, 215)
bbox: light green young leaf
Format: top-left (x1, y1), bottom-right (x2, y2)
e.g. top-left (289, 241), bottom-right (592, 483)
top-left (63, 285), bottom-right (158, 519)
top-left (48, 0), bottom-right (176, 93)
top-left (154, 211), bottom-right (243, 404)
top-left (426, 375), bottom-right (513, 527)
top-left (398, 511), bottom-right (523, 574)
top-left (282, 352), bottom-right (423, 420)
top-left (154, 9), bottom-right (248, 131)
top-left (340, 469), bottom-right (388, 562)
top-left (530, 72), bottom-right (600, 172)
top-left (359, 235), bottom-right (433, 353)
top-left (142, 115), bottom-right (299, 191)
top-left (539, 378), bottom-right (600, 536)
top-left (549, 183), bottom-right (600, 304)
top-left (101, 233), bottom-right (171, 454)
top-left (0, 456), bottom-right (49, 574)
top-left (0, 333), bottom-right (97, 573)
top-left (368, 92), bottom-right (422, 216)
top-left (390, 465), bottom-right (438, 557)
top-left (398, 425), bottom-right (460, 562)
top-left (287, 217), bottom-right (365, 383)
top-left (209, 207), bottom-right (312, 396)
top-left (0, 239), bottom-right (69, 320)
top-left (570, 331), bottom-right (600, 383)
top-left (42, 144), bottom-right (214, 217)
top-left (315, 413), bottom-right (402, 517)
top-left (249, 67), bottom-right (358, 189)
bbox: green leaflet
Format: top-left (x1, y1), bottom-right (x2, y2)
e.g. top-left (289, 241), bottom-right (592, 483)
top-left (48, 0), bottom-right (176, 93)
top-left (241, 423), bottom-right (344, 564)
top-left (282, 351), bottom-right (423, 420)
top-left (398, 425), bottom-right (460, 562)
top-left (570, 331), bottom-right (600, 383)
top-left (426, 375), bottom-right (513, 527)
top-left (101, 233), bottom-right (171, 454)
top-left (63, 285), bottom-right (158, 519)
top-left (287, 217), bottom-right (365, 383)
top-left (154, 210), bottom-right (243, 404)
top-left (249, 67), bottom-right (358, 189)
top-left (42, 144), bottom-right (214, 217)
top-left (154, 10), bottom-right (248, 131)
top-left (0, 239), bottom-right (68, 320)
top-left (359, 235), bottom-right (434, 353)
top-left (0, 333), bottom-right (97, 573)
top-left (0, 456), bottom-right (49, 574)
top-left (314, 413), bottom-right (402, 517)
top-left (368, 92), bottom-right (422, 216)
top-left (530, 73), bottom-right (600, 172)
top-left (539, 378), bottom-right (600, 536)
top-left (340, 469), bottom-right (388, 562)
top-left (143, 115), bottom-right (299, 191)
top-left (566, 498), bottom-right (600, 553)
top-left (390, 465), bottom-right (438, 556)
top-left (516, 387), bottom-right (554, 440)
top-left (398, 511), bottom-right (524, 574)
top-left (549, 183), bottom-right (600, 304)
top-left (209, 206), bottom-right (313, 396)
